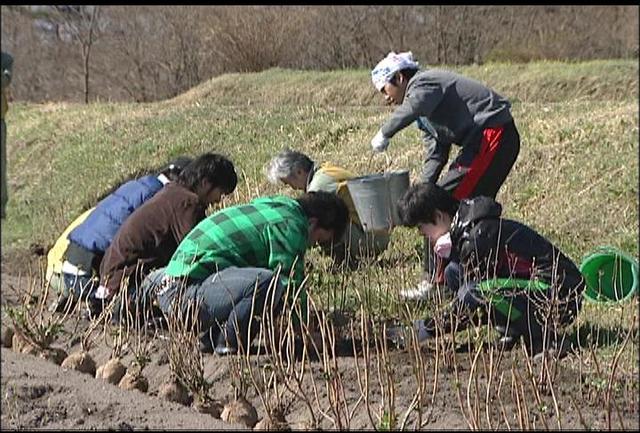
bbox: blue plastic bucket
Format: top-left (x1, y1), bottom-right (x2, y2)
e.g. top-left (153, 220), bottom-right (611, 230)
top-left (579, 247), bottom-right (638, 304)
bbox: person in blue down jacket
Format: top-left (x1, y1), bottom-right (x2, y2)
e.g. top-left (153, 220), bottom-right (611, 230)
top-left (51, 156), bottom-right (193, 312)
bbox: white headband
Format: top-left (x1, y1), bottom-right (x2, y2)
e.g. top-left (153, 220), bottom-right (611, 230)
top-left (371, 51), bottom-right (419, 91)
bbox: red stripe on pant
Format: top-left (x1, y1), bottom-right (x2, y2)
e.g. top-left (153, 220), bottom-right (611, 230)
top-left (452, 125), bottom-right (505, 200)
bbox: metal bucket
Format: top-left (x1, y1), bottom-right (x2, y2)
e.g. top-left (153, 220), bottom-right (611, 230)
top-left (346, 170), bottom-right (410, 232)
top-left (385, 170), bottom-right (410, 226)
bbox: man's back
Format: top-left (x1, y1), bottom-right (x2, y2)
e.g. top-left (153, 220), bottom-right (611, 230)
top-left (452, 197), bottom-right (584, 295)
top-left (68, 174), bottom-right (164, 254)
top-left (165, 195), bottom-right (309, 287)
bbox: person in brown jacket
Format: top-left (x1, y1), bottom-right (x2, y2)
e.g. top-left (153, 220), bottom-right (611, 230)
top-left (91, 153), bottom-right (238, 317)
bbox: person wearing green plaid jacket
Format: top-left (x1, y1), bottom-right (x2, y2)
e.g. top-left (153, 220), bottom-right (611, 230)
top-left (144, 191), bottom-right (348, 355)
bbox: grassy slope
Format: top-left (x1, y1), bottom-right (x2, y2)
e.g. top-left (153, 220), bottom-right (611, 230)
top-left (3, 60), bottom-right (637, 264)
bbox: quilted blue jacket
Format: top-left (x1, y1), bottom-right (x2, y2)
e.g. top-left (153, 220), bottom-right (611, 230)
top-left (67, 175), bottom-right (164, 254)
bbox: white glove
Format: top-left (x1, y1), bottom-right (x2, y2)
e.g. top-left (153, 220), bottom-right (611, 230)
top-left (371, 129), bottom-right (390, 152)
top-left (93, 285), bottom-right (109, 299)
top-left (433, 232), bottom-right (452, 259)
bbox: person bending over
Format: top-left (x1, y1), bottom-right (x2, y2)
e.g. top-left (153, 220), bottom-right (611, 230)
top-left (50, 156), bottom-right (193, 312)
top-left (370, 51), bottom-right (520, 300)
top-left (93, 153), bottom-right (238, 317)
top-left (396, 182), bottom-right (584, 357)
top-left (140, 191), bottom-right (349, 356)
top-left (266, 148), bottom-right (389, 269)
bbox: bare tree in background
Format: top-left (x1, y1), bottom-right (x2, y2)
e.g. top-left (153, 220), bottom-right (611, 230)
top-left (0, 6), bottom-right (80, 102)
top-left (203, 6), bottom-right (303, 73)
top-left (1, 5), bottom-right (637, 103)
top-left (99, 6), bottom-right (172, 102)
top-left (52, 6), bottom-right (101, 103)
top-left (371, 6), bottom-right (430, 60)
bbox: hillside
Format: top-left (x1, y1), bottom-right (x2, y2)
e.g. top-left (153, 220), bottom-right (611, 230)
top-left (1, 59), bottom-right (638, 264)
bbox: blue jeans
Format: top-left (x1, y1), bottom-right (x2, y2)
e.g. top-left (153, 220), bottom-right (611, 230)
top-left (149, 267), bottom-right (285, 352)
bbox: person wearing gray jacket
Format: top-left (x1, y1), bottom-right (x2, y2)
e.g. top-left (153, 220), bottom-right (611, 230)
top-left (370, 51), bottom-right (520, 300)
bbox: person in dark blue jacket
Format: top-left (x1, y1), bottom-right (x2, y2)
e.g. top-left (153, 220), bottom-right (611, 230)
top-left (395, 182), bottom-right (585, 358)
top-left (52, 156), bottom-right (193, 312)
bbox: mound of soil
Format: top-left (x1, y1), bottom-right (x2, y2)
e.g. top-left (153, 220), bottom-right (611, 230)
top-left (1, 270), bottom-right (638, 430)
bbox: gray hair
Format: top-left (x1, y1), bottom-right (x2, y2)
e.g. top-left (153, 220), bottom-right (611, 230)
top-left (265, 149), bottom-right (314, 184)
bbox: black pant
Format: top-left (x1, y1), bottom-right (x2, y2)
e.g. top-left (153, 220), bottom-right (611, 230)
top-left (423, 120), bottom-right (520, 277)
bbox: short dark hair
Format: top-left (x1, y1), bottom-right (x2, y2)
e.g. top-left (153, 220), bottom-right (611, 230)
top-left (296, 191), bottom-right (349, 240)
top-left (390, 67), bottom-right (419, 87)
top-left (178, 153), bottom-right (238, 194)
top-left (398, 67), bottom-right (418, 82)
top-left (397, 182), bottom-right (459, 227)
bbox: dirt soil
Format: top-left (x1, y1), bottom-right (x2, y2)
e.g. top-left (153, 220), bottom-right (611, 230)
top-left (1, 252), bottom-right (639, 430)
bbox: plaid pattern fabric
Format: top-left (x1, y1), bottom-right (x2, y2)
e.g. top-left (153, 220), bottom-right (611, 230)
top-left (165, 195), bottom-right (309, 292)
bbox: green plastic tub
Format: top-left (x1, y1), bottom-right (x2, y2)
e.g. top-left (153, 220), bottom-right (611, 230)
top-left (579, 247), bottom-right (639, 304)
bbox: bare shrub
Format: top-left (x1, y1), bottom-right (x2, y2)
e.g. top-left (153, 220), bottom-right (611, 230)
top-left (3, 274), bottom-right (75, 364)
top-left (161, 290), bottom-right (212, 407)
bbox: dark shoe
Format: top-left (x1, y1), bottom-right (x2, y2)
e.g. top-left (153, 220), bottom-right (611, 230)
top-left (48, 296), bottom-right (76, 314)
top-left (493, 334), bottom-right (518, 351)
top-left (199, 338), bottom-right (214, 354)
top-left (81, 297), bottom-right (105, 321)
top-left (214, 345), bottom-right (237, 356)
top-left (145, 316), bottom-right (167, 331)
top-left (532, 338), bottom-right (571, 362)
top-left (493, 325), bottom-right (520, 351)
top-left (385, 325), bottom-right (408, 349)
top-left (198, 327), bottom-right (223, 354)
top-left (215, 326), bottom-right (240, 356)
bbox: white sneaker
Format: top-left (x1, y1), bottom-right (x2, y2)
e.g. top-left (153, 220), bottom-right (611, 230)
top-left (531, 338), bottom-right (571, 362)
top-left (399, 280), bottom-right (434, 301)
top-left (385, 320), bottom-right (432, 348)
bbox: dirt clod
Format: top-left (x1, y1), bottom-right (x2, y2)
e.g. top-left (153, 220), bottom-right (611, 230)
top-left (119, 371), bottom-right (149, 393)
top-left (158, 377), bottom-right (191, 405)
top-left (193, 396), bottom-right (223, 418)
top-left (61, 351), bottom-right (97, 375)
top-left (221, 396), bottom-right (259, 428)
top-left (96, 358), bottom-right (127, 385)
top-left (254, 412), bottom-right (290, 430)
top-left (39, 347), bottom-right (68, 365)
top-left (1, 325), bottom-right (15, 347)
